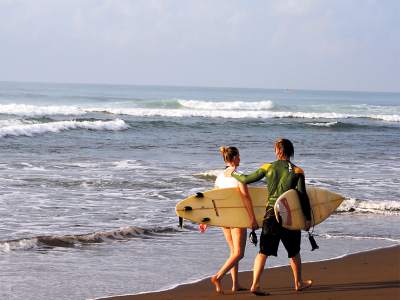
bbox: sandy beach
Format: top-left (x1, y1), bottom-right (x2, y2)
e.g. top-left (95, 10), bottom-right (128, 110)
top-left (98, 245), bottom-right (400, 300)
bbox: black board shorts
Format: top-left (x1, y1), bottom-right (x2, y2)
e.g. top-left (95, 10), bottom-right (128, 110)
top-left (259, 209), bottom-right (301, 258)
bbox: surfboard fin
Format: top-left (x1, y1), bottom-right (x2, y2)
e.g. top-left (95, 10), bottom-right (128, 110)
top-left (178, 217), bottom-right (183, 228)
top-left (195, 192), bottom-right (204, 198)
top-left (308, 232), bottom-right (319, 251)
top-left (183, 206), bottom-right (192, 211)
top-left (201, 217), bottom-right (210, 223)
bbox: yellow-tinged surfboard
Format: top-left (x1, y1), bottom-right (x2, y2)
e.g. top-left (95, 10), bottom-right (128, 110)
top-left (176, 186), bottom-right (344, 230)
top-left (176, 187), bottom-right (268, 228)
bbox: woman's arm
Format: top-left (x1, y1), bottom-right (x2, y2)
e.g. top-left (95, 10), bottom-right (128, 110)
top-left (238, 182), bottom-right (259, 230)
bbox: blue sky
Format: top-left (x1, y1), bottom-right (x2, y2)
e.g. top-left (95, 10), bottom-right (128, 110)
top-left (0, 0), bottom-right (399, 92)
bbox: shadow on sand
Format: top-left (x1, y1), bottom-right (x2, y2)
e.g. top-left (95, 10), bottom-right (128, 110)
top-left (269, 280), bottom-right (400, 296)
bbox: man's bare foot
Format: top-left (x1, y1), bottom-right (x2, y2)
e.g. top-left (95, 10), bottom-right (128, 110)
top-left (295, 279), bottom-right (313, 291)
top-left (250, 286), bottom-right (270, 296)
top-left (250, 289), bottom-right (270, 296)
top-left (211, 275), bottom-right (223, 294)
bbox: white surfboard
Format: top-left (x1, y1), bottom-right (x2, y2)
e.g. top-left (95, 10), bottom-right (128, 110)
top-left (274, 187), bottom-right (344, 230)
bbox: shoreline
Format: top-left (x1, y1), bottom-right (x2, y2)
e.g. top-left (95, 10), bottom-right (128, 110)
top-left (96, 244), bottom-right (400, 300)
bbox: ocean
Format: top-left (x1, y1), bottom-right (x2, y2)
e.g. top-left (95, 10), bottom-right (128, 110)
top-left (0, 81), bottom-right (399, 300)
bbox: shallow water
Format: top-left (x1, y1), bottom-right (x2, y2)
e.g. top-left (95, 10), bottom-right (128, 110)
top-left (0, 82), bottom-right (399, 299)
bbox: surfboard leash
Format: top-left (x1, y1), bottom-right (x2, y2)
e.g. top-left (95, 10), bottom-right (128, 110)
top-left (308, 206), bottom-right (319, 251)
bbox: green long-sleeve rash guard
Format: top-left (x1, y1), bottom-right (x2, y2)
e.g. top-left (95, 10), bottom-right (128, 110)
top-left (232, 160), bottom-right (311, 221)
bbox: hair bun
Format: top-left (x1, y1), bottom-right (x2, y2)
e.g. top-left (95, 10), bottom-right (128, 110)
top-left (219, 146), bottom-right (228, 154)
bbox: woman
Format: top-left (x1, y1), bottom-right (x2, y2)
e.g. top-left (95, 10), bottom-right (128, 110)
top-left (210, 146), bottom-right (258, 294)
top-left (229, 139), bottom-right (313, 295)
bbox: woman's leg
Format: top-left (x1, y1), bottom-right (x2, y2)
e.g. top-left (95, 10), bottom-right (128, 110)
top-left (211, 227), bottom-right (246, 293)
top-left (229, 228), bottom-right (247, 291)
top-left (211, 227), bottom-right (233, 293)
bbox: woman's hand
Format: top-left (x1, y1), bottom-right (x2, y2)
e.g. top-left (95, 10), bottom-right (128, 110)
top-left (250, 218), bottom-right (259, 231)
top-left (224, 166), bottom-right (235, 177)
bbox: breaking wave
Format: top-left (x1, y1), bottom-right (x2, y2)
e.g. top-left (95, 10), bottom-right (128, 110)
top-left (0, 119), bottom-right (128, 138)
top-left (178, 99), bottom-right (274, 110)
top-left (0, 103), bottom-right (85, 116)
top-left (0, 225), bottom-right (185, 252)
top-left (91, 108), bottom-right (400, 122)
top-left (306, 121), bottom-right (340, 127)
top-left (337, 198), bottom-right (400, 215)
top-left (0, 103), bottom-right (398, 122)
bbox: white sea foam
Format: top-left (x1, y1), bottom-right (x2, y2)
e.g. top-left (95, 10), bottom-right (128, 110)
top-left (0, 102), bottom-right (399, 122)
top-left (0, 119), bottom-right (35, 127)
top-left (0, 238), bottom-right (39, 252)
top-left (178, 99), bottom-right (274, 110)
top-left (0, 103), bottom-right (85, 116)
top-left (0, 119), bottom-right (128, 138)
top-left (318, 233), bottom-right (400, 243)
top-left (337, 198), bottom-right (400, 215)
top-left (307, 121), bottom-right (339, 127)
top-left (88, 107), bottom-right (400, 122)
top-left (193, 169), bottom-right (223, 181)
top-left (370, 114), bottom-right (400, 122)
top-left (112, 160), bottom-right (148, 170)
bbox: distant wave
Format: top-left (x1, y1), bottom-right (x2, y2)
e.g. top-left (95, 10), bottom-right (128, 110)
top-left (0, 119), bottom-right (128, 138)
top-left (306, 121), bottom-right (339, 127)
top-left (178, 99), bottom-right (274, 110)
top-left (89, 108), bottom-right (400, 122)
top-left (0, 103), bottom-right (85, 116)
top-left (0, 103), bottom-right (399, 122)
top-left (337, 198), bottom-right (400, 215)
top-left (0, 225), bottom-right (184, 252)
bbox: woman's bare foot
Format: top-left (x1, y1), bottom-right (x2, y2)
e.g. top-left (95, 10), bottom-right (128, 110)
top-left (295, 279), bottom-right (313, 291)
top-left (211, 275), bottom-right (223, 294)
top-left (232, 285), bottom-right (248, 292)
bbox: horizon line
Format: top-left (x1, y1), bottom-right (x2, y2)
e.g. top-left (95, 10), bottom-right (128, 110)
top-left (0, 79), bottom-right (399, 95)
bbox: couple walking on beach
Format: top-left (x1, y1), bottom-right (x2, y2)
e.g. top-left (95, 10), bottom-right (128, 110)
top-left (211, 138), bottom-right (313, 295)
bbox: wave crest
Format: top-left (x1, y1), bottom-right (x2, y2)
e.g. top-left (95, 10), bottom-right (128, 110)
top-left (0, 104), bottom-right (85, 116)
top-left (337, 198), bottom-right (400, 215)
top-left (0, 103), bottom-right (398, 122)
top-left (0, 226), bottom-right (183, 252)
top-left (0, 119), bottom-right (128, 138)
top-left (178, 99), bottom-right (274, 111)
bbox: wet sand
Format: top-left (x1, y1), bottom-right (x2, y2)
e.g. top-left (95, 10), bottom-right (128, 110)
top-left (98, 245), bottom-right (400, 300)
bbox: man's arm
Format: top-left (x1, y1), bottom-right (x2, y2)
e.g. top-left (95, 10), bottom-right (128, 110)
top-left (231, 168), bottom-right (266, 184)
top-left (295, 168), bottom-right (312, 223)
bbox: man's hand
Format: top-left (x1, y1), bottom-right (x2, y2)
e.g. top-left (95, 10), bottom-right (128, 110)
top-left (304, 220), bottom-right (312, 231)
top-left (224, 166), bottom-right (235, 177)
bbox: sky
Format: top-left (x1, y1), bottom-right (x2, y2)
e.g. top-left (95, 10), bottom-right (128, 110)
top-left (0, 0), bottom-right (399, 92)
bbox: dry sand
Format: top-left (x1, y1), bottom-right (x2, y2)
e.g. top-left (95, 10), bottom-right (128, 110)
top-left (98, 245), bottom-right (400, 300)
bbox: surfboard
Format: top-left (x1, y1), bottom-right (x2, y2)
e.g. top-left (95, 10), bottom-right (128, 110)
top-left (176, 187), bottom-right (268, 228)
top-left (274, 187), bottom-right (344, 230)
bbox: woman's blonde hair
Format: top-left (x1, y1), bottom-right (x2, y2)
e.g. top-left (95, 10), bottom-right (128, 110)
top-left (219, 146), bottom-right (239, 163)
